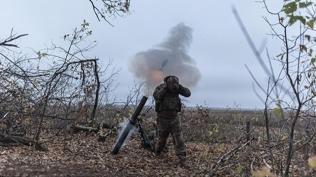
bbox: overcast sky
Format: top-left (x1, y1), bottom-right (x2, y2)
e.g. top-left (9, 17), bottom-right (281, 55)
top-left (1, 0), bottom-right (285, 109)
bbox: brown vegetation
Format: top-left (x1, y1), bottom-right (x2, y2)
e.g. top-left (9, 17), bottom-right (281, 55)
top-left (0, 105), bottom-right (316, 176)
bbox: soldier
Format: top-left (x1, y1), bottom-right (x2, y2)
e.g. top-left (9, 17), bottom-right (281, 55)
top-left (153, 75), bottom-right (191, 167)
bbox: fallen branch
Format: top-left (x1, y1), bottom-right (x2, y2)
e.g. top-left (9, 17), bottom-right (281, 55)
top-left (0, 133), bottom-right (47, 151)
top-left (209, 138), bottom-right (253, 176)
top-left (72, 123), bottom-right (113, 133)
top-left (72, 124), bottom-right (99, 133)
top-left (72, 123), bottom-right (114, 142)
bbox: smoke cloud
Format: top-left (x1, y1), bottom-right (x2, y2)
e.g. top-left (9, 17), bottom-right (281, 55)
top-left (129, 23), bottom-right (201, 95)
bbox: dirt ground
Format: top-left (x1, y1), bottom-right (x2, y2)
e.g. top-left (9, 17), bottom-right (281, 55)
top-left (1, 108), bottom-right (316, 176)
top-left (0, 132), bottom-right (220, 177)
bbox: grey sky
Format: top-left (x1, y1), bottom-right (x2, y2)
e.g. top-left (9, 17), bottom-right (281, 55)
top-left (1, 0), bottom-right (284, 109)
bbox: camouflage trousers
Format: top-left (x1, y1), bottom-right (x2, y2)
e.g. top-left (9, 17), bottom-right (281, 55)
top-left (155, 113), bottom-right (186, 160)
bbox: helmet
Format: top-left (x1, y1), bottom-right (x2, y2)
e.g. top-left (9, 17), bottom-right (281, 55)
top-left (164, 75), bottom-right (179, 84)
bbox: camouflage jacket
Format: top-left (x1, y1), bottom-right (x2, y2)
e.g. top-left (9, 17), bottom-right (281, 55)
top-left (153, 83), bottom-right (191, 113)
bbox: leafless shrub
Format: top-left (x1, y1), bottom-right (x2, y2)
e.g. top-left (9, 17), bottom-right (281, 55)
top-left (0, 21), bottom-right (118, 146)
top-left (233, 1), bottom-right (316, 176)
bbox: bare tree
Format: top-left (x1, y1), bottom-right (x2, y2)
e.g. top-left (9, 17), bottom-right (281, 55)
top-left (234, 1), bottom-right (316, 176)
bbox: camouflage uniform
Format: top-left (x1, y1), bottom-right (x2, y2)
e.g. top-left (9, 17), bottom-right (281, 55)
top-left (153, 76), bottom-right (191, 164)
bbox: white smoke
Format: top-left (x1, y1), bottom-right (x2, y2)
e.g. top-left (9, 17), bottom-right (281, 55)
top-left (129, 23), bottom-right (201, 95)
top-left (114, 118), bottom-right (136, 147)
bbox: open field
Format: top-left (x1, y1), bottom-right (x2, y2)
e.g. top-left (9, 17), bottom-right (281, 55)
top-left (0, 107), bottom-right (316, 176)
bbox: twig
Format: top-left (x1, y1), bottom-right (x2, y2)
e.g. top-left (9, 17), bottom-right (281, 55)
top-left (0, 34), bottom-right (28, 48)
top-left (209, 139), bottom-right (253, 176)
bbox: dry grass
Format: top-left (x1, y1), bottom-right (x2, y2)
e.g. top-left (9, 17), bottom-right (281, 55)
top-left (1, 106), bottom-right (316, 176)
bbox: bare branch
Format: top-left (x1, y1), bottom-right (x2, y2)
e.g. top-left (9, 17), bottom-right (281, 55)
top-left (0, 33), bottom-right (28, 48)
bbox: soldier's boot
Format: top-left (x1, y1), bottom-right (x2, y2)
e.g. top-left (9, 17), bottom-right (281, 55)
top-left (177, 156), bottom-right (188, 168)
top-left (154, 142), bottom-right (166, 156)
top-left (154, 145), bottom-right (161, 156)
top-left (155, 145), bottom-right (169, 156)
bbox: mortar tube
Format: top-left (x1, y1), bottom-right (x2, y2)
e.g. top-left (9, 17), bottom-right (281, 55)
top-left (112, 96), bottom-right (148, 155)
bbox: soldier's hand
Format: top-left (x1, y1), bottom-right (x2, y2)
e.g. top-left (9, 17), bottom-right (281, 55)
top-left (161, 83), bottom-right (168, 91)
top-left (178, 84), bottom-right (191, 97)
top-left (177, 84), bottom-right (184, 94)
top-left (166, 78), bottom-right (179, 92)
